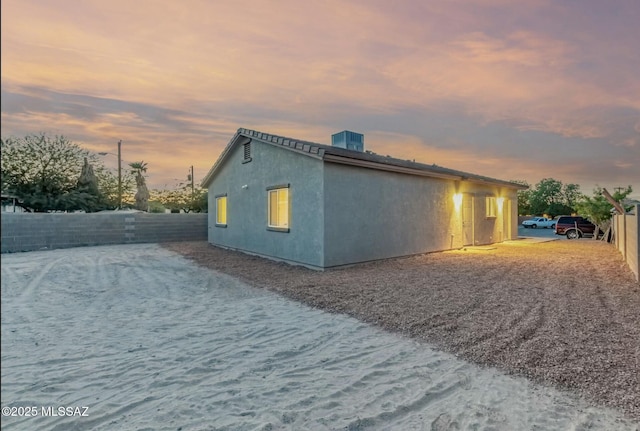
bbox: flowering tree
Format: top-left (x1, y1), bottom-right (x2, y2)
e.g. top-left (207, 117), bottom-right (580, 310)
top-left (152, 184), bottom-right (207, 213)
top-left (1, 133), bottom-right (106, 212)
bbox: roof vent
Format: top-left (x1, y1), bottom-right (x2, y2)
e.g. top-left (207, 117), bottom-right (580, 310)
top-left (331, 130), bottom-right (364, 152)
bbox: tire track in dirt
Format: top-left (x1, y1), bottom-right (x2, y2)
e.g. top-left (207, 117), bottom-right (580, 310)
top-left (20, 257), bottom-right (65, 302)
top-left (3, 244), bottom-right (638, 430)
top-left (162, 240), bottom-right (640, 421)
top-left (433, 257), bottom-right (545, 358)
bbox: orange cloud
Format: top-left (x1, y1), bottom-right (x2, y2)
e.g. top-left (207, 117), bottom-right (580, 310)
top-left (2, 0), bottom-right (638, 193)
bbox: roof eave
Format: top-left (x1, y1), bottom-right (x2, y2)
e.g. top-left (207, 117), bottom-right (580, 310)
top-left (200, 130), bottom-right (247, 188)
top-left (323, 154), bottom-right (527, 189)
top-left (323, 154), bottom-right (461, 181)
top-left (202, 128), bottom-right (529, 191)
top-left (201, 129), bottom-right (325, 188)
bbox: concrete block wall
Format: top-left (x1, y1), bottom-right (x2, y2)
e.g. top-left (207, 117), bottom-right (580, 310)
top-left (1, 213), bottom-right (207, 253)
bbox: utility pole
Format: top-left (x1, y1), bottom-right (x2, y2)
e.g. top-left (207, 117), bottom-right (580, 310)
top-left (190, 165), bottom-right (194, 198)
top-left (117, 140), bottom-right (122, 210)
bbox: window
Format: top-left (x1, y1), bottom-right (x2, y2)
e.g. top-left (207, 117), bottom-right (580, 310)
top-left (215, 195), bottom-right (227, 226)
top-left (485, 196), bottom-right (497, 218)
top-left (242, 142), bottom-right (252, 163)
top-left (267, 186), bottom-right (289, 231)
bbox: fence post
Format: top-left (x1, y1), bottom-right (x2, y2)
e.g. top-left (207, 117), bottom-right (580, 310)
top-left (634, 204), bottom-right (640, 282)
top-left (623, 210), bottom-right (627, 261)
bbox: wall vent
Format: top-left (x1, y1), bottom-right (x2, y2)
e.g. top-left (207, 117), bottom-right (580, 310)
top-left (242, 141), bottom-right (252, 163)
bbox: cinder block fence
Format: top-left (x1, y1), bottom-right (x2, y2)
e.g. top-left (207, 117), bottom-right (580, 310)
top-left (1, 212), bottom-right (207, 253)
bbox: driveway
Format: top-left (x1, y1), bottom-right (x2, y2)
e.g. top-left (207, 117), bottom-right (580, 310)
top-left (517, 224), bottom-right (560, 239)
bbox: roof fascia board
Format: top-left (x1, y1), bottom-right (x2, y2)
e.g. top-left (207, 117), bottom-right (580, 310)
top-left (323, 154), bottom-right (526, 189)
top-left (202, 128), bottom-right (528, 191)
top-left (252, 137), bottom-right (325, 160)
top-left (463, 177), bottom-right (528, 190)
top-left (323, 154), bottom-right (461, 181)
top-left (201, 134), bottom-right (250, 187)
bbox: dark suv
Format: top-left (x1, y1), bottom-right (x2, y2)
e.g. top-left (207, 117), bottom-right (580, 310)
top-left (554, 216), bottom-right (596, 239)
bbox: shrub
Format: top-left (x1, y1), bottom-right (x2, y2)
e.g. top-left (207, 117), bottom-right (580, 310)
top-left (148, 201), bottom-right (166, 213)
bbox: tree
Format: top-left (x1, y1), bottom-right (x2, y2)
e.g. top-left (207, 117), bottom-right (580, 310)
top-left (129, 161), bottom-right (150, 211)
top-left (561, 183), bottom-right (582, 210)
top-left (129, 161), bottom-right (148, 176)
top-left (94, 167), bottom-right (135, 209)
top-left (529, 178), bottom-right (562, 215)
top-left (72, 157), bottom-right (104, 212)
top-left (191, 189), bottom-right (208, 213)
top-left (1, 133), bottom-right (106, 212)
top-left (575, 186), bottom-right (633, 228)
top-left (512, 180), bottom-right (531, 215)
top-left (528, 178), bottom-right (581, 217)
top-left (152, 185), bottom-right (207, 213)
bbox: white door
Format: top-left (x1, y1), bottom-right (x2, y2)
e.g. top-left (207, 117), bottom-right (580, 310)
top-left (462, 194), bottom-right (474, 246)
top-left (502, 199), bottom-right (511, 241)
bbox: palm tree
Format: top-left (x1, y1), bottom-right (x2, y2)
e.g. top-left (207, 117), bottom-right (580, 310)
top-left (129, 161), bottom-right (148, 176)
top-left (129, 161), bottom-right (149, 211)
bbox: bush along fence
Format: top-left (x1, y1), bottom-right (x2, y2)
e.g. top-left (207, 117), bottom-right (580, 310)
top-left (613, 204), bottom-right (640, 282)
top-left (1, 212), bottom-right (207, 253)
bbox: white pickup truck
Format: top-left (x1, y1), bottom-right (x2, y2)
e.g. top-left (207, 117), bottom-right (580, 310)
top-left (521, 217), bottom-right (556, 229)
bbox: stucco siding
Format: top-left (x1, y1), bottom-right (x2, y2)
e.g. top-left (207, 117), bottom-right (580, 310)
top-left (459, 185), bottom-right (518, 246)
top-left (323, 163), bottom-right (456, 267)
top-left (207, 142), bottom-right (325, 268)
top-left (322, 163), bottom-right (514, 267)
top-left (205, 135), bottom-right (520, 269)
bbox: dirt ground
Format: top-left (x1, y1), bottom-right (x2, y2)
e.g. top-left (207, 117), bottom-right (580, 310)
top-left (162, 239), bottom-right (640, 421)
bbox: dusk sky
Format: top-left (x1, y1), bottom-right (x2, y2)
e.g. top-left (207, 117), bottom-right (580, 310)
top-left (2, 0), bottom-right (638, 196)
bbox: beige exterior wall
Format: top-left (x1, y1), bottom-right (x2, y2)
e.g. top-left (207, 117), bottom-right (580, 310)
top-left (207, 140), bottom-right (326, 268)
top-left (455, 182), bottom-right (519, 247)
top-left (614, 204), bottom-right (639, 281)
top-left (323, 162), bottom-right (519, 267)
top-left (207, 139), bottom-right (522, 269)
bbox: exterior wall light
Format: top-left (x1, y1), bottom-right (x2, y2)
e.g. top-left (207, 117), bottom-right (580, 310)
top-left (453, 193), bottom-right (463, 210)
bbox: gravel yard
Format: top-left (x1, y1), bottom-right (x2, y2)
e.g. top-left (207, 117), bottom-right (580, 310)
top-left (163, 239), bottom-right (640, 422)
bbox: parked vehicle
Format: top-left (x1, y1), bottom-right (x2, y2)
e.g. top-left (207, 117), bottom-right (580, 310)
top-left (554, 216), bottom-right (596, 239)
top-left (522, 217), bottom-right (556, 229)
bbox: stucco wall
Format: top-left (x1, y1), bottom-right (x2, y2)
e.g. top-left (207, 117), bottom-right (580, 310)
top-left (207, 139), bottom-right (325, 268)
top-left (323, 164), bottom-right (452, 267)
top-left (206, 139), bottom-right (520, 269)
top-left (460, 184), bottom-right (519, 245)
top-left (323, 163), bottom-right (517, 267)
top-left (1, 213), bottom-right (207, 253)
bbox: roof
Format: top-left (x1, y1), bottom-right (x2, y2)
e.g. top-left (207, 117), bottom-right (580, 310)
top-left (201, 128), bottom-right (528, 190)
top-left (1, 194), bottom-right (21, 200)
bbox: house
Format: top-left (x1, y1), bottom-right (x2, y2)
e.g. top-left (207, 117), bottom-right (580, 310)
top-left (201, 128), bottom-right (527, 269)
top-left (1, 195), bottom-right (26, 213)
